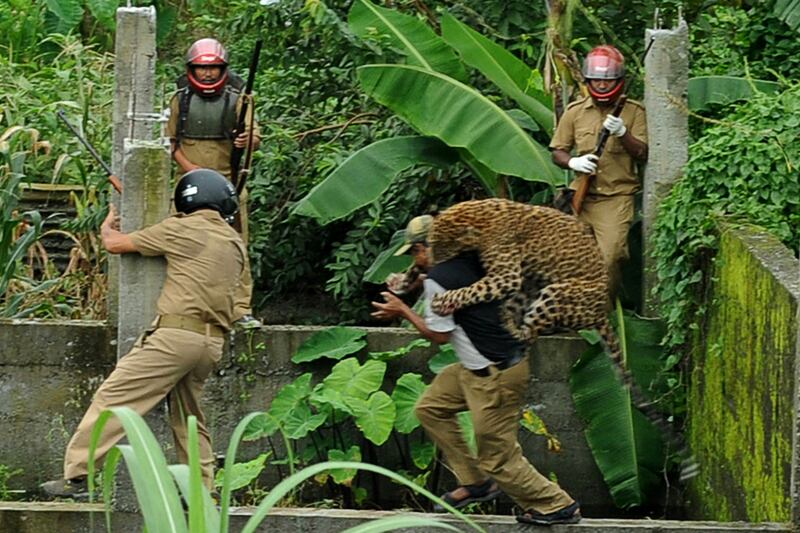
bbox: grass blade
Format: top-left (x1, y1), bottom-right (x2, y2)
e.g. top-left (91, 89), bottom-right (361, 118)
top-left (219, 412), bottom-right (266, 533)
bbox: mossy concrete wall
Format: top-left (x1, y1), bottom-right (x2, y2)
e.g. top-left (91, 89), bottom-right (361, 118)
top-left (688, 225), bottom-right (800, 522)
top-left (0, 323), bottom-right (617, 514)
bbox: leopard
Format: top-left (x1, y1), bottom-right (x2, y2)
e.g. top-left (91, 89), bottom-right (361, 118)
top-left (393, 198), bottom-right (696, 479)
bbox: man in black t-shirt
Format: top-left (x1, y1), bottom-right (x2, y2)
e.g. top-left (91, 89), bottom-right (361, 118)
top-left (371, 215), bottom-right (580, 526)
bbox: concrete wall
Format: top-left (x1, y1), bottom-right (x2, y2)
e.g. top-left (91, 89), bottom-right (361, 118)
top-left (687, 225), bottom-right (800, 522)
top-left (0, 323), bottom-right (617, 514)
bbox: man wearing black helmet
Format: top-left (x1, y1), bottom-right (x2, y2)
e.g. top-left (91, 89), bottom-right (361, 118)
top-left (166, 37), bottom-right (261, 329)
top-left (550, 45), bottom-right (648, 300)
top-left (41, 169), bottom-right (245, 498)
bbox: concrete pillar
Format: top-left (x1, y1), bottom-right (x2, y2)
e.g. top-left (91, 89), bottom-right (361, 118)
top-left (642, 20), bottom-right (689, 315)
top-left (116, 141), bottom-right (170, 357)
top-left (108, 6), bottom-right (158, 325)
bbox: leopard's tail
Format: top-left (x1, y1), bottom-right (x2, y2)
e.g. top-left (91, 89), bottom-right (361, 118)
top-left (597, 319), bottom-right (698, 481)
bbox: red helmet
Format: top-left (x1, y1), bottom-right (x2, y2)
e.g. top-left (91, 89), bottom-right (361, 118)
top-left (582, 45), bottom-right (626, 103)
top-left (185, 38), bottom-right (229, 95)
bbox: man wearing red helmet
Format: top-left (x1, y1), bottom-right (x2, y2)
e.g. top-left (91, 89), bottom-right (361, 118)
top-left (166, 38), bottom-right (262, 328)
top-left (549, 45), bottom-right (648, 299)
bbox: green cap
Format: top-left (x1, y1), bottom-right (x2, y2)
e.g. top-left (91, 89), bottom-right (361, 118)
top-left (394, 215), bottom-right (434, 255)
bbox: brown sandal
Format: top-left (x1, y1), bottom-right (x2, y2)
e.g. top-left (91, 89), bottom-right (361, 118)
top-left (433, 479), bottom-right (502, 512)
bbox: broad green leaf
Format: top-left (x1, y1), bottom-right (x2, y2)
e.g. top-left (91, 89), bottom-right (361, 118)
top-left (45, 0), bottom-right (84, 30)
top-left (327, 446), bottom-right (362, 485)
top-left (242, 413), bottom-right (279, 440)
top-left (323, 358), bottom-right (387, 400)
top-left (775, 0), bottom-right (800, 31)
top-left (88, 408), bottom-right (187, 533)
top-left (170, 465), bottom-right (221, 532)
top-left (358, 64), bottom-right (561, 185)
top-left (268, 373), bottom-right (314, 420)
top-left (220, 412), bottom-right (268, 533)
top-left (506, 109), bottom-right (540, 132)
top-left (87, 0), bottom-right (117, 30)
top-left (428, 344), bottom-right (459, 374)
top-left (410, 440), bottom-right (435, 469)
top-left (349, 0), bottom-right (467, 81)
top-left (292, 326), bottom-right (368, 363)
top-left (214, 453), bottom-right (269, 491)
top-left (311, 383), bottom-right (354, 414)
top-left (570, 344), bottom-right (664, 508)
top-left (688, 76), bottom-right (781, 112)
top-left (284, 404), bottom-right (328, 439)
top-left (348, 392), bottom-right (396, 445)
top-left (156, 4), bottom-right (177, 44)
top-left (619, 311), bottom-right (668, 402)
top-left (369, 338), bottom-right (431, 362)
top-left (457, 411), bottom-right (477, 455)
top-left (291, 136), bottom-right (458, 224)
top-left (441, 13), bottom-right (553, 132)
top-left (186, 416), bottom-right (205, 532)
top-left (363, 229), bottom-right (414, 284)
top-left (240, 461), bottom-right (483, 533)
top-left (392, 373), bottom-right (428, 433)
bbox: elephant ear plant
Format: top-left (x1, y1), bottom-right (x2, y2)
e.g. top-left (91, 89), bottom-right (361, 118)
top-left (87, 407), bottom-right (484, 533)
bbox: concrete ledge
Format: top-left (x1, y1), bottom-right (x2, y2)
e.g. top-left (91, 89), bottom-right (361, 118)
top-left (0, 503), bottom-right (790, 532)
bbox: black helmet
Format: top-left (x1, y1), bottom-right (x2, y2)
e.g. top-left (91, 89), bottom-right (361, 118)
top-left (174, 169), bottom-right (239, 223)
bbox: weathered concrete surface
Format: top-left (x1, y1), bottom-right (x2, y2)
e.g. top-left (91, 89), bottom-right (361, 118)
top-left (688, 226), bottom-right (800, 523)
top-left (0, 503), bottom-right (790, 532)
top-left (117, 141), bottom-right (170, 357)
top-left (642, 21), bottom-right (689, 314)
top-left (0, 323), bottom-right (617, 515)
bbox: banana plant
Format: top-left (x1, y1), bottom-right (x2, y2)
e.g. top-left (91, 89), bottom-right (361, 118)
top-left (291, 0), bottom-right (560, 225)
top-left (569, 304), bottom-right (669, 508)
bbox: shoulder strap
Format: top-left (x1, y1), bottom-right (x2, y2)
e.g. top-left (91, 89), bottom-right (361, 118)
top-left (177, 87), bottom-right (192, 145)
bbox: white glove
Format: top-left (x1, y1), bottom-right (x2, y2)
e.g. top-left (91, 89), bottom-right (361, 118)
top-left (603, 115), bottom-right (627, 137)
top-left (568, 154), bottom-right (599, 174)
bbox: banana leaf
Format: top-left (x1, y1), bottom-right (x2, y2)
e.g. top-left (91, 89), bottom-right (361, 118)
top-left (349, 0), bottom-right (467, 81)
top-left (291, 136), bottom-right (458, 224)
top-left (569, 308), bottom-right (667, 509)
top-left (775, 0), bottom-right (800, 31)
top-left (358, 64), bottom-right (561, 185)
top-left (688, 76), bottom-right (781, 112)
top-left (441, 13), bottom-right (553, 132)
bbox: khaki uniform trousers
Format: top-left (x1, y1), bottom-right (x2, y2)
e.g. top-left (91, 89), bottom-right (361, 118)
top-left (415, 358), bottom-right (575, 514)
top-left (64, 328), bottom-right (223, 488)
top-left (577, 194), bottom-right (635, 299)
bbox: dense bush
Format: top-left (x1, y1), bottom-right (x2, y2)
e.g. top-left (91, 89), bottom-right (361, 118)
top-left (652, 83), bottom-right (800, 352)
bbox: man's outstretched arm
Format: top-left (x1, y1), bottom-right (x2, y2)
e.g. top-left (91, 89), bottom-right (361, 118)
top-left (371, 291), bottom-right (451, 345)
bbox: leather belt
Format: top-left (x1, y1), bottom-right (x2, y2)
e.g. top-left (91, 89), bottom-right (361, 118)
top-left (156, 314), bottom-right (225, 338)
top-left (469, 351), bottom-right (526, 378)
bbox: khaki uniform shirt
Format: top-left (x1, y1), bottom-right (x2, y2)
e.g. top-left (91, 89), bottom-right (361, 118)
top-left (166, 91), bottom-right (261, 178)
top-left (549, 96), bottom-right (647, 196)
top-left (129, 210), bottom-right (246, 331)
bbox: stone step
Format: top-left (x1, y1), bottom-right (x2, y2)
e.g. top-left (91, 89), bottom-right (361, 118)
top-left (0, 502), bottom-right (790, 532)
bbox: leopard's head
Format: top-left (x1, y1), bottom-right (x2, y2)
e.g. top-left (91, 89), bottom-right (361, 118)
top-left (429, 216), bottom-right (480, 265)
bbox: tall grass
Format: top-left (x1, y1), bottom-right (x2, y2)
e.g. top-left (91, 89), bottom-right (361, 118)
top-left (87, 407), bottom-right (485, 533)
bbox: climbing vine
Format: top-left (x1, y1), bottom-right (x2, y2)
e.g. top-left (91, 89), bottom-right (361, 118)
top-left (652, 83), bottom-right (800, 354)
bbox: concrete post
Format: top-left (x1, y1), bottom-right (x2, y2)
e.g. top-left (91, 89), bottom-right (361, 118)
top-left (108, 7), bottom-right (157, 325)
top-left (642, 20), bottom-right (689, 315)
top-left (116, 141), bottom-right (170, 356)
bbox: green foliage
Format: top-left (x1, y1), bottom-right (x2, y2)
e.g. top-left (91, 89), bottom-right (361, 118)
top-left (691, 4), bottom-right (800, 81)
top-left (88, 407), bottom-right (473, 533)
top-left (291, 326), bottom-right (368, 363)
top-left (569, 307), bottom-right (669, 508)
top-left (652, 83), bottom-right (800, 354)
top-left (0, 464), bottom-right (23, 500)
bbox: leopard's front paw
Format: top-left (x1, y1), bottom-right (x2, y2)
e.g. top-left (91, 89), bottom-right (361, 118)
top-left (431, 292), bottom-right (458, 315)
